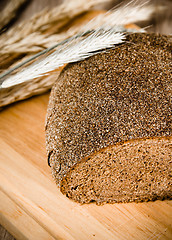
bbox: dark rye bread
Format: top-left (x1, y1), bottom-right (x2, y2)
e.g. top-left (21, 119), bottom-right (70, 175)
top-left (45, 32), bottom-right (172, 204)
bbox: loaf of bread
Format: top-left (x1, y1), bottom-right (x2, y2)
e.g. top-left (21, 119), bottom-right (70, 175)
top-left (45, 33), bottom-right (172, 204)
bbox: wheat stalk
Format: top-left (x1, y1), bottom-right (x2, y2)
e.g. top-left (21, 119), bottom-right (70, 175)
top-left (0, 72), bottom-right (60, 108)
top-left (84, 0), bottom-right (156, 30)
top-left (1, 29), bottom-right (125, 88)
top-left (0, 0), bottom-right (108, 71)
top-left (0, 0), bottom-right (28, 31)
top-left (1, 1), bottom-right (153, 88)
top-left (0, 0), bottom-right (156, 56)
top-left (0, 1), bottom-right (154, 56)
top-left (0, 0), bottom-right (107, 50)
top-left (0, 0), bottom-right (154, 71)
top-left (0, 0), bottom-right (157, 107)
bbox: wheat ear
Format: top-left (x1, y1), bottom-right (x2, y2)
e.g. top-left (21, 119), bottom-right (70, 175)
top-left (0, 0), bottom-right (157, 107)
top-left (1, 29), bottom-right (125, 88)
top-left (0, 0), bottom-right (155, 88)
top-left (0, 0), bottom-right (108, 51)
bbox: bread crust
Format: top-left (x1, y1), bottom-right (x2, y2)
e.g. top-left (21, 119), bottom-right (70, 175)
top-left (45, 33), bottom-right (172, 203)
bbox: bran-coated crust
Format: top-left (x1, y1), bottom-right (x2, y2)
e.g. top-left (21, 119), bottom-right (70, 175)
top-left (45, 33), bottom-right (172, 189)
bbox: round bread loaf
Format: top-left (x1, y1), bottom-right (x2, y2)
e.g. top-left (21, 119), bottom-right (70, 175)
top-left (45, 33), bottom-right (172, 204)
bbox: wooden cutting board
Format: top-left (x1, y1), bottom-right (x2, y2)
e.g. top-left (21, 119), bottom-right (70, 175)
top-left (0, 92), bottom-right (172, 240)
